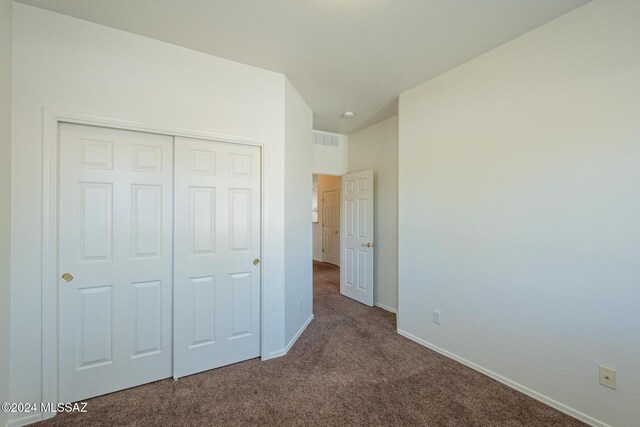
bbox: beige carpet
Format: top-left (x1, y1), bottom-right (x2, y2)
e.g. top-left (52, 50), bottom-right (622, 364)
top-left (39, 261), bottom-right (583, 426)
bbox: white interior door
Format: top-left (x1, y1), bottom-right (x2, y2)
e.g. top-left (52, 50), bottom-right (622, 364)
top-left (322, 189), bottom-right (340, 266)
top-left (59, 123), bottom-right (173, 402)
top-left (340, 170), bottom-right (374, 306)
top-left (173, 137), bottom-right (261, 378)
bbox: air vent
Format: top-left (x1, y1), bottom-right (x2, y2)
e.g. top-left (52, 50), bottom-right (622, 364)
top-left (312, 131), bottom-right (339, 148)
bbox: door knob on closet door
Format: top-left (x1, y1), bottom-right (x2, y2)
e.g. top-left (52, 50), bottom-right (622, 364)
top-left (61, 272), bottom-right (74, 282)
top-left (253, 258), bottom-right (260, 265)
top-left (361, 243), bottom-right (374, 248)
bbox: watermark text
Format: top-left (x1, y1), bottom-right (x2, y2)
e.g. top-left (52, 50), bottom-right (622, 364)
top-left (1, 402), bottom-right (88, 413)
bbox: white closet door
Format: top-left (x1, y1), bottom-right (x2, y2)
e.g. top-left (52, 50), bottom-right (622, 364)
top-left (59, 123), bottom-right (173, 403)
top-left (173, 137), bottom-right (261, 378)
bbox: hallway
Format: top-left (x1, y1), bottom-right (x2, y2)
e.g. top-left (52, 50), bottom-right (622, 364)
top-left (39, 262), bottom-right (582, 426)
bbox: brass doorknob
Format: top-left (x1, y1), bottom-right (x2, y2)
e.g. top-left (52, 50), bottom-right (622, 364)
top-left (61, 272), bottom-right (74, 282)
top-left (253, 258), bottom-right (260, 265)
top-left (361, 243), bottom-right (374, 248)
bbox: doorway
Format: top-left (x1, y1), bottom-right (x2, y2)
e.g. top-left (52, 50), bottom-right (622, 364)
top-left (312, 174), bottom-right (341, 267)
top-left (312, 171), bottom-right (375, 308)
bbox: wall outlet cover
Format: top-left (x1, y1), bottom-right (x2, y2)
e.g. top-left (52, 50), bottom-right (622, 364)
top-left (433, 310), bottom-right (441, 325)
top-left (599, 365), bottom-right (616, 390)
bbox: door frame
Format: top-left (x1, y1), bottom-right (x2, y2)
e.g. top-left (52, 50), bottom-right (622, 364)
top-left (314, 175), bottom-right (341, 267)
top-left (41, 107), bottom-right (266, 413)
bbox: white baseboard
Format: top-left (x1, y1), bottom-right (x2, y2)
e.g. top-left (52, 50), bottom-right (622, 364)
top-left (264, 348), bottom-right (286, 360)
top-left (396, 329), bottom-right (608, 427)
top-left (6, 413), bottom-right (43, 427)
top-left (374, 302), bottom-right (397, 314)
top-left (263, 314), bottom-right (314, 361)
top-left (283, 314), bottom-right (314, 354)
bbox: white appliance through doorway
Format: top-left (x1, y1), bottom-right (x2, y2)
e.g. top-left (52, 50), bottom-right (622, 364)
top-left (57, 122), bottom-right (262, 402)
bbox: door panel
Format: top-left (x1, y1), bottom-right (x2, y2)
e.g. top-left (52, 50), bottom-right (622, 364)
top-left (230, 272), bottom-right (252, 338)
top-left (230, 189), bottom-right (252, 251)
top-left (59, 123), bottom-right (173, 403)
top-left (340, 170), bottom-right (374, 306)
top-left (132, 280), bottom-right (162, 357)
top-left (78, 183), bottom-right (112, 260)
top-left (190, 187), bottom-right (216, 253)
top-left (131, 185), bottom-right (162, 257)
top-left (78, 286), bottom-right (112, 367)
top-left (190, 275), bottom-right (216, 347)
top-left (173, 137), bottom-right (261, 378)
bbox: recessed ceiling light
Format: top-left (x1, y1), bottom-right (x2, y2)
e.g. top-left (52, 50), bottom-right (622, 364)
top-left (343, 111), bottom-right (355, 119)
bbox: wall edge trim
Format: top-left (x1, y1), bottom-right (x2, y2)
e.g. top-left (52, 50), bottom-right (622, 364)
top-left (263, 314), bottom-right (314, 360)
top-left (374, 302), bottom-right (397, 314)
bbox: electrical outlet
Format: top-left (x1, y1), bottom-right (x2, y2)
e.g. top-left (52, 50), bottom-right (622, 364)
top-left (599, 365), bottom-right (616, 390)
top-left (433, 310), bottom-right (441, 325)
top-left (298, 298), bottom-right (302, 310)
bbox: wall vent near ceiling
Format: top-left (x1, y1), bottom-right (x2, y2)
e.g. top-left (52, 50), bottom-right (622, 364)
top-left (312, 131), bottom-right (339, 148)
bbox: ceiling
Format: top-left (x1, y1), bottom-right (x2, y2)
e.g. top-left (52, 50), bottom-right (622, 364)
top-left (16, 0), bottom-right (591, 134)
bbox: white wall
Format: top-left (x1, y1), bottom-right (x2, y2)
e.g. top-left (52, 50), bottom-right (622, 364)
top-left (284, 79), bottom-right (314, 346)
top-left (312, 130), bottom-right (348, 176)
top-left (398, 1), bottom-right (640, 426)
top-left (316, 175), bottom-right (341, 266)
top-left (10, 4), bottom-right (302, 422)
top-left (348, 116), bottom-right (398, 313)
top-left (0, 1), bottom-right (12, 426)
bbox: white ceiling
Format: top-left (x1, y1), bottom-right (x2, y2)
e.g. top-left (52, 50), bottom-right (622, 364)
top-left (16, 0), bottom-right (591, 134)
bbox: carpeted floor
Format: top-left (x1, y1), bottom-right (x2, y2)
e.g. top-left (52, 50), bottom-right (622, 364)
top-left (39, 261), bottom-right (583, 426)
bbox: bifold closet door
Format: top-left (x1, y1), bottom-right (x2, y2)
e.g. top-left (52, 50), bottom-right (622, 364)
top-left (173, 137), bottom-right (261, 378)
top-left (59, 123), bottom-right (174, 403)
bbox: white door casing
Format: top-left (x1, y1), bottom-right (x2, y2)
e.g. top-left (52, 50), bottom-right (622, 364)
top-left (173, 137), bottom-right (261, 378)
top-left (58, 123), bottom-right (174, 402)
top-left (322, 190), bottom-right (340, 266)
top-left (340, 170), bottom-right (374, 306)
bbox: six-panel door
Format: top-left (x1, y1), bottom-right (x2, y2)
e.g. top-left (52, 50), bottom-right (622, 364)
top-left (173, 137), bottom-right (261, 378)
top-left (340, 170), bottom-right (374, 306)
top-left (59, 124), bottom-right (174, 402)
